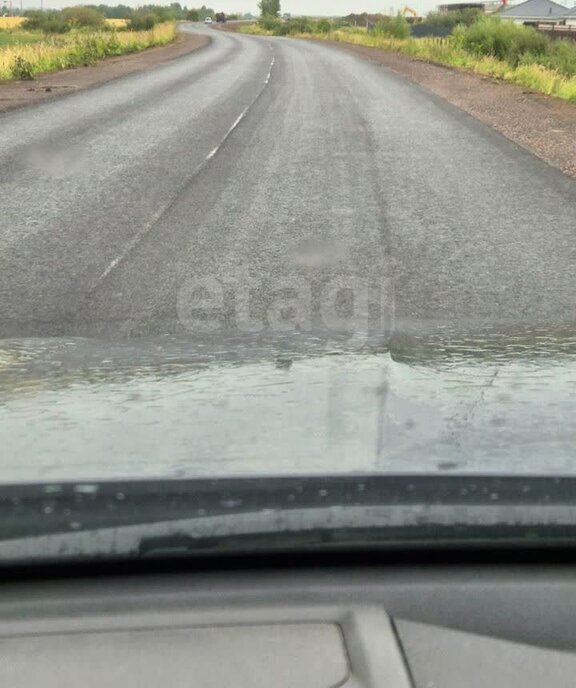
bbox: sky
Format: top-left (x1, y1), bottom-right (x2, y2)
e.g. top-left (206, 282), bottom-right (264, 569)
top-left (25, 1), bottom-right (448, 16)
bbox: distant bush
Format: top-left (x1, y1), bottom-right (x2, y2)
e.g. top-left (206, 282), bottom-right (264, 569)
top-left (316, 18), bottom-right (332, 34)
top-left (23, 10), bottom-right (70, 33)
top-left (128, 11), bottom-right (158, 31)
top-left (287, 17), bottom-right (315, 34)
top-left (258, 15), bottom-right (284, 32)
top-left (453, 17), bottom-right (549, 66)
top-left (61, 6), bottom-right (106, 29)
top-left (257, 16), bottom-right (335, 36)
top-left (422, 9), bottom-right (481, 30)
top-left (23, 7), bottom-right (106, 33)
top-left (374, 15), bottom-right (411, 40)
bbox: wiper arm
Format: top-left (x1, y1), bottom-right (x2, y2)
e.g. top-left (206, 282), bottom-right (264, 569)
top-left (1, 475), bottom-right (576, 565)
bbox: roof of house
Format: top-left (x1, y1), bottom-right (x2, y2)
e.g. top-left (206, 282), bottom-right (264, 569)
top-left (499, 0), bottom-right (569, 17)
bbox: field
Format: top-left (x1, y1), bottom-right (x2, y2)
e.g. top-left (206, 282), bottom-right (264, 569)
top-left (105, 18), bottom-right (128, 29)
top-left (0, 22), bottom-right (176, 81)
top-left (0, 30), bottom-right (42, 47)
top-left (0, 17), bottom-right (127, 29)
top-left (0, 17), bottom-right (25, 30)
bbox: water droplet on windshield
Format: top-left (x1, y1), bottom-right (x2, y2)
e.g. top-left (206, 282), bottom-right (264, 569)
top-left (74, 484), bottom-right (99, 495)
top-left (221, 498), bottom-right (242, 509)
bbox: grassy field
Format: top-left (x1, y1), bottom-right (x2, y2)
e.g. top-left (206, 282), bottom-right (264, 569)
top-left (0, 16), bottom-right (127, 29)
top-left (0, 17), bottom-right (25, 30)
top-left (0, 30), bottom-right (43, 47)
top-left (241, 21), bottom-right (576, 103)
top-left (0, 21), bottom-right (176, 80)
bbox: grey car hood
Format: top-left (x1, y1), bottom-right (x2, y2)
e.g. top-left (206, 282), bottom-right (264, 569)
top-left (1, 329), bottom-right (575, 483)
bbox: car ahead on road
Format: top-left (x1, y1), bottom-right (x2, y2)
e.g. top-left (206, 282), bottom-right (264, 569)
top-left (204, 16), bottom-right (213, 24)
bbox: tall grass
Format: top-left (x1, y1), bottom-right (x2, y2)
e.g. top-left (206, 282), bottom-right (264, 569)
top-left (0, 22), bottom-right (176, 81)
top-left (453, 17), bottom-right (549, 65)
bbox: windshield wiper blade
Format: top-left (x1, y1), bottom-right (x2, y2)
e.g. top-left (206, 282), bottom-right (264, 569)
top-left (1, 474), bottom-right (575, 540)
top-left (0, 475), bottom-right (576, 565)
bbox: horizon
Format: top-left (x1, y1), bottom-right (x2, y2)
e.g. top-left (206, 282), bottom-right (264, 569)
top-left (1, 1), bottom-right (507, 18)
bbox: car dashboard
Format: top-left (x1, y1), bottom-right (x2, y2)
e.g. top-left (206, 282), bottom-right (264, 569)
top-left (2, 561), bottom-right (576, 687)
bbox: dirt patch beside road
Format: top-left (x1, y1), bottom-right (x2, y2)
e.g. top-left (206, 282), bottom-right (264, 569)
top-left (319, 40), bottom-right (576, 180)
top-left (0, 31), bottom-right (210, 114)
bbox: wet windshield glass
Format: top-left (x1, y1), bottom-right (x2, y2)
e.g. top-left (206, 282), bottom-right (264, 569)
top-left (1, 2), bottom-right (576, 561)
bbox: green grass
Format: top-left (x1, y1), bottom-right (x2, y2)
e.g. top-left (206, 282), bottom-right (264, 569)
top-left (0, 31), bottom-right (43, 48)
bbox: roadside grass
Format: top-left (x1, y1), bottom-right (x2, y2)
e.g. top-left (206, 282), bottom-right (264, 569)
top-left (239, 23), bottom-right (273, 36)
top-left (242, 21), bottom-right (576, 103)
top-left (0, 22), bottom-right (176, 81)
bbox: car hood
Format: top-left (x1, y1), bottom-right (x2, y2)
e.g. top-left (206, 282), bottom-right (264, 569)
top-left (1, 328), bottom-right (576, 483)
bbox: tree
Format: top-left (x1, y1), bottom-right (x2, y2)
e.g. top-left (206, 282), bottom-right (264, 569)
top-left (258, 0), bottom-right (280, 18)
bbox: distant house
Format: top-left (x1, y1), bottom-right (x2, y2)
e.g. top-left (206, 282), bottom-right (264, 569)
top-left (564, 6), bottom-right (576, 24)
top-left (438, 2), bottom-right (501, 12)
top-left (498, 0), bottom-right (571, 24)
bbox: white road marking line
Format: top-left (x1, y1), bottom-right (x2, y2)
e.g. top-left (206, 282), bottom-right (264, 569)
top-left (92, 52), bottom-right (276, 289)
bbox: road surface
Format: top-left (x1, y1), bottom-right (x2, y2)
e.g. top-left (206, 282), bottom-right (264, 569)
top-left (1, 24), bottom-right (576, 343)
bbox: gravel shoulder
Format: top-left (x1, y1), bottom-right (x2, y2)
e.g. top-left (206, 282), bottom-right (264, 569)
top-left (0, 31), bottom-right (210, 114)
top-left (312, 39), bottom-right (576, 180)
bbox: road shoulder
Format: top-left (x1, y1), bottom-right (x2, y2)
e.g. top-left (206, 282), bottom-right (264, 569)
top-left (315, 39), bottom-right (576, 181)
top-left (0, 31), bottom-right (210, 115)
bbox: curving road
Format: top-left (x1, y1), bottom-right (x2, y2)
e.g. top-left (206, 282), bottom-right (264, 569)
top-left (1, 24), bottom-right (576, 343)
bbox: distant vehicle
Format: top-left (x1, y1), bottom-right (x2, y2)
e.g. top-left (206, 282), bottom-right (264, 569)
top-left (204, 16), bottom-right (213, 24)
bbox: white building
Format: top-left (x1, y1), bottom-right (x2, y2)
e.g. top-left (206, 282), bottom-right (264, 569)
top-left (498, 0), bottom-right (572, 24)
top-left (564, 6), bottom-right (576, 24)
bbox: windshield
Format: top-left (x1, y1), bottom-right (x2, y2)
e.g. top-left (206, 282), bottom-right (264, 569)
top-left (1, 2), bottom-right (576, 564)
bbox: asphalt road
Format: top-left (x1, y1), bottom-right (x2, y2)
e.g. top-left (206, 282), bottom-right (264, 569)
top-left (1, 24), bottom-right (576, 343)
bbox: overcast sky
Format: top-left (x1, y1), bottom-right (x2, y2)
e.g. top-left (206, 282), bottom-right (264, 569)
top-left (36, 1), bottom-right (446, 16)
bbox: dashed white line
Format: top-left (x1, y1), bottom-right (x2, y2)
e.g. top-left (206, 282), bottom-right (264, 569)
top-left (92, 51), bottom-right (276, 289)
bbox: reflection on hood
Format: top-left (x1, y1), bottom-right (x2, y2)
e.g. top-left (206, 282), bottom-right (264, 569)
top-left (0, 326), bottom-right (575, 483)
